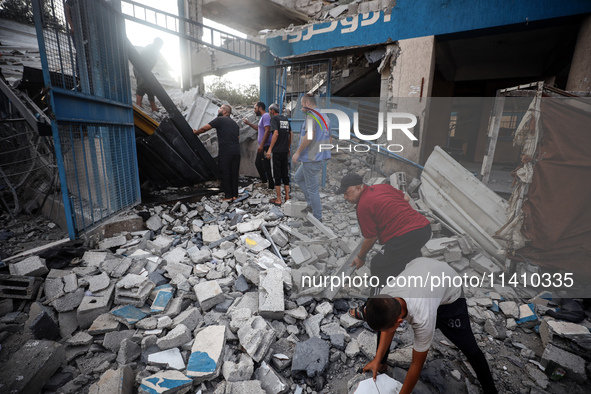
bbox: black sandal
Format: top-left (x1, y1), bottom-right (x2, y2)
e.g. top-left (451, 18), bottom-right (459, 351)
top-left (349, 305), bottom-right (366, 320)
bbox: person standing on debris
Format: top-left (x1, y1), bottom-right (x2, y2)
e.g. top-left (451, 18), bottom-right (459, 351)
top-left (292, 94), bottom-right (331, 222)
top-left (363, 257), bottom-right (497, 394)
top-left (336, 173), bottom-right (431, 307)
top-left (265, 103), bottom-right (292, 206)
top-left (133, 37), bottom-right (164, 113)
top-left (243, 102), bottom-right (274, 190)
top-left (193, 104), bottom-right (240, 201)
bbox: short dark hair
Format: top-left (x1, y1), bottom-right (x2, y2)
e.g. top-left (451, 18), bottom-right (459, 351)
top-left (365, 295), bottom-right (402, 331)
top-left (256, 101), bottom-right (266, 110)
top-left (301, 93), bottom-right (316, 107)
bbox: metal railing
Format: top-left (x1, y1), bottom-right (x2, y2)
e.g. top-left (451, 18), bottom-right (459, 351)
top-left (120, 0), bottom-right (271, 65)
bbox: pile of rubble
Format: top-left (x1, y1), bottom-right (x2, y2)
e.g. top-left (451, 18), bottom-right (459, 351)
top-left (1, 155), bottom-right (590, 393)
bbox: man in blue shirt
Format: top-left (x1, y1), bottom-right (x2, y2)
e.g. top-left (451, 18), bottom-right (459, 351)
top-left (243, 102), bottom-right (274, 189)
top-left (292, 94), bottom-right (331, 222)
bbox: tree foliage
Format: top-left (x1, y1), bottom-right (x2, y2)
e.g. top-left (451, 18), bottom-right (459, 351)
top-left (0, 0), bottom-right (62, 26)
top-left (0, 0), bottom-right (33, 24)
top-left (206, 77), bottom-right (259, 107)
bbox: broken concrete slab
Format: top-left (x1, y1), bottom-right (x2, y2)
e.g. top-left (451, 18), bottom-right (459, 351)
top-left (222, 353), bottom-right (254, 382)
top-left (88, 312), bottom-right (121, 334)
top-left (499, 301), bottom-right (519, 319)
top-left (157, 324), bottom-right (192, 350)
top-left (202, 224), bottom-right (222, 245)
top-left (241, 233), bottom-right (271, 252)
top-left (0, 340), bottom-right (65, 394)
top-left (187, 325), bottom-right (226, 382)
top-left (539, 319), bottom-right (591, 347)
top-left (270, 226), bottom-right (289, 248)
top-left (541, 343), bottom-right (587, 383)
top-left (292, 337), bottom-right (330, 378)
top-left (165, 261), bottom-right (193, 279)
top-left (139, 370), bottom-right (193, 394)
top-left (148, 347), bottom-right (186, 370)
top-left (214, 380), bottom-right (266, 394)
top-left (9, 255), bottom-right (48, 276)
top-left (87, 272), bottom-right (111, 293)
top-left (68, 331), bottom-right (93, 346)
top-left (282, 200), bottom-right (308, 218)
top-left (238, 316), bottom-right (276, 362)
top-left (254, 361), bottom-right (289, 393)
top-left (194, 280), bottom-right (225, 311)
top-left (52, 287), bottom-right (85, 312)
top-left (103, 329), bottom-right (135, 353)
top-left (151, 284), bottom-right (175, 313)
top-left (147, 234), bottom-right (174, 254)
top-left (88, 365), bottom-right (134, 394)
top-left (83, 251), bottom-right (108, 267)
top-left (99, 235), bottom-right (128, 250)
top-left (117, 337), bottom-right (142, 364)
top-left (172, 306), bottom-right (203, 331)
top-left (115, 274), bottom-right (155, 307)
top-left (515, 303), bottom-right (539, 328)
top-left (340, 311), bottom-right (364, 329)
top-left (110, 304), bottom-right (149, 326)
top-left (237, 219), bottom-right (264, 234)
top-left (259, 268), bottom-right (285, 320)
top-left (469, 253), bottom-right (501, 275)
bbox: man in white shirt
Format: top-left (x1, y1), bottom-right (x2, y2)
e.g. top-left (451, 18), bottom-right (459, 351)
top-left (363, 257), bottom-right (497, 394)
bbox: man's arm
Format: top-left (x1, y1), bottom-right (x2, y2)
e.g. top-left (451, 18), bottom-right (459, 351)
top-left (363, 330), bottom-right (395, 378)
top-left (351, 236), bottom-right (378, 269)
top-left (292, 126), bottom-right (314, 163)
top-left (243, 119), bottom-right (258, 131)
top-left (193, 124), bottom-right (212, 135)
top-left (265, 130), bottom-right (279, 159)
top-left (399, 349), bottom-right (429, 394)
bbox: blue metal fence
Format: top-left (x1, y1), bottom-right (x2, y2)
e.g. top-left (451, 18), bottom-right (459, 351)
top-left (33, 0), bottom-right (139, 238)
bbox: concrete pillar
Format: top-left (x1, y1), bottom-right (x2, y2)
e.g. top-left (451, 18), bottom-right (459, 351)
top-left (377, 36), bottom-right (436, 178)
top-left (178, 0), bottom-right (191, 91)
top-left (566, 15), bottom-right (591, 92)
top-left (187, 0), bottom-right (204, 93)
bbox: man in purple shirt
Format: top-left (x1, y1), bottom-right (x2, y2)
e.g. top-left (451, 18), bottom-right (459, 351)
top-left (243, 102), bottom-right (274, 189)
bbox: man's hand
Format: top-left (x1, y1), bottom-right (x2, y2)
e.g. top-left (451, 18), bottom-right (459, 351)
top-left (363, 358), bottom-right (383, 381)
top-left (292, 152), bottom-right (300, 163)
top-left (242, 118), bottom-right (249, 124)
top-left (257, 145), bottom-right (264, 154)
top-left (265, 151), bottom-right (271, 159)
top-left (351, 256), bottom-right (365, 269)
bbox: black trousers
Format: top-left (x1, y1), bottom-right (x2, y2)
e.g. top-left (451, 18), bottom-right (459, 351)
top-left (376, 298), bottom-right (497, 394)
top-left (255, 146), bottom-right (274, 187)
top-left (218, 153), bottom-right (240, 198)
top-left (370, 224), bottom-right (432, 293)
top-left (272, 152), bottom-right (290, 186)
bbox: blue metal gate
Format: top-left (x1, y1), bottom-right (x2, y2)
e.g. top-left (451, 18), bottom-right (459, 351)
top-left (32, 0), bottom-right (140, 239)
top-left (270, 59), bottom-right (332, 186)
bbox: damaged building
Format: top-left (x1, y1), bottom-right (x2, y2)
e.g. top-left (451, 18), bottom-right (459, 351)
top-left (1, 0), bottom-right (591, 393)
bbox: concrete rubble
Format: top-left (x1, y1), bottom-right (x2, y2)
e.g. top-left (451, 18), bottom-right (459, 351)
top-left (1, 167), bottom-right (590, 394)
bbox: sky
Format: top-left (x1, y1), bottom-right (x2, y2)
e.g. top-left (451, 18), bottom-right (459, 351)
top-left (123, 0), bottom-right (259, 90)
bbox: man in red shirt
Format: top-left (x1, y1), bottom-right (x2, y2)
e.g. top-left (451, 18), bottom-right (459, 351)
top-left (336, 173), bottom-right (432, 304)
